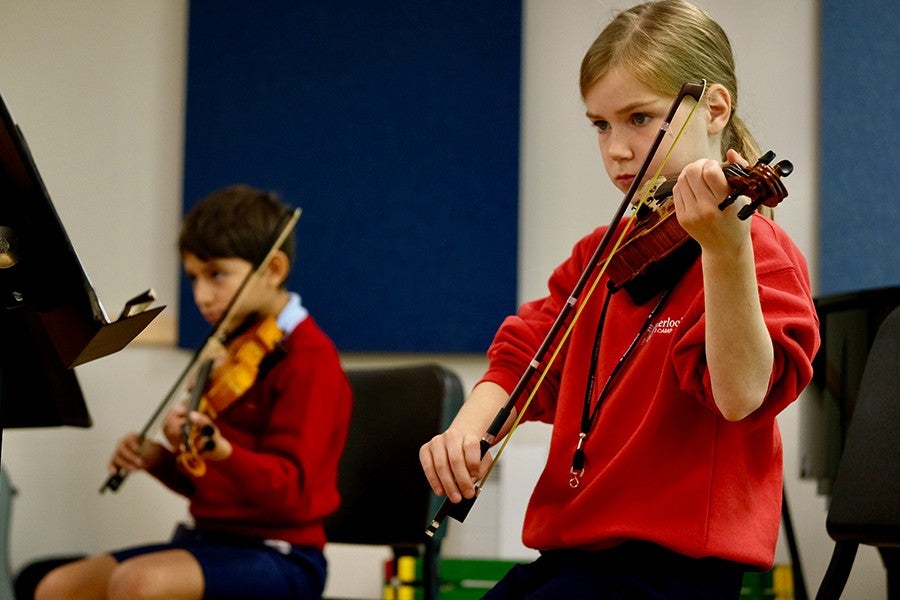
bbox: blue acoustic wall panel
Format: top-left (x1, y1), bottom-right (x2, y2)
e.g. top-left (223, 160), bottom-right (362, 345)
top-left (820, 0), bottom-right (899, 295)
top-left (180, 1), bottom-right (521, 352)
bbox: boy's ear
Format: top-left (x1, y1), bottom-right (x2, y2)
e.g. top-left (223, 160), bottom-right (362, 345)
top-left (705, 83), bottom-right (732, 135)
top-left (265, 250), bottom-right (291, 287)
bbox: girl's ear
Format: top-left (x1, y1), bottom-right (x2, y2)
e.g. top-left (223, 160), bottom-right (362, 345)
top-left (265, 250), bottom-right (291, 287)
top-left (705, 83), bottom-right (732, 136)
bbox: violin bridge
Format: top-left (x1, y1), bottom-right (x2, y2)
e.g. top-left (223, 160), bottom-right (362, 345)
top-left (637, 175), bottom-right (670, 209)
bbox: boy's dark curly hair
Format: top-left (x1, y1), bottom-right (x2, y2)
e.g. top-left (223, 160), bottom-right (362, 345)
top-left (178, 185), bottom-right (296, 270)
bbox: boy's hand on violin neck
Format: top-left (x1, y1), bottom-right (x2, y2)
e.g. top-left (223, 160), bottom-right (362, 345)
top-left (163, 404), bottom-right (189, 448)
top-left (188, 411), bottom-right (233, 461)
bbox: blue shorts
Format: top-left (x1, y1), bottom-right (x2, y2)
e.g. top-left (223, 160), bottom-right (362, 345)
top-left (111, 524), bottom-right (326, 600)
top-left (483, 541), bottom-right (747, 599)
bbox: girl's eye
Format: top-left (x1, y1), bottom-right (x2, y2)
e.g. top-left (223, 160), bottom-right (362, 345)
top-left (631, 112), bottom-right (650, 126)
top-left (592, 119), bottom-right (610, 132)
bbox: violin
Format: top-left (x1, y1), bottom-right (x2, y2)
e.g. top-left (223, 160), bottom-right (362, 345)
top-left (177, 315), bottom-right (284, 477)
top-left (606, 150), bottom-right (793, 304)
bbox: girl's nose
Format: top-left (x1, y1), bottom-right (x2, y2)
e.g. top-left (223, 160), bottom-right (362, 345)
top-left (605, 131), bottom-right (633, 162)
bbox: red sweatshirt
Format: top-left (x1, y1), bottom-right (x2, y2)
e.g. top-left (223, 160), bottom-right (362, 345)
top-left (482, 214), bottom-right (819, 569)
top-left (151, 316), bottom-right (352, 549)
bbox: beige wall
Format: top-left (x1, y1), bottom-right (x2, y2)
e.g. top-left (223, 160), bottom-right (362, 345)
top-left (0, 1), bottom-right (887, 598)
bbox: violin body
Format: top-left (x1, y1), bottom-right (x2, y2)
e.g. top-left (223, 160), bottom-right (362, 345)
top-left (178, 315), bottom-right (284, 476)
top-left (606, 151), bottom-right (793, 303)
top-left (203, 316), bottom-right (283, 417)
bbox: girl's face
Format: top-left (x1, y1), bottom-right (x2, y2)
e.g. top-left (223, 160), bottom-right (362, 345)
top-left (583, 67), bottom-right (722, 195)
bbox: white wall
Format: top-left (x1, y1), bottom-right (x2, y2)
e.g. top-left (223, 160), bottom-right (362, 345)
top-left (0, 1), bottom-right (887, 598)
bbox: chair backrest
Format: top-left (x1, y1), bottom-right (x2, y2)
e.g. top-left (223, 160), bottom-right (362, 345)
top-left (826, 305), bottom-right (900, 545)
top-left (325, 363), bottom-right (464, 547)
top-left (814, 306), bottom-right (900, 599)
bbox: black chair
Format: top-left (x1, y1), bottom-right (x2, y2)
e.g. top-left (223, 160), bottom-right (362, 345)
top-left (815, 306), bottom-right (900, 599)
top-left (325, 363), bottom-right (465, 600)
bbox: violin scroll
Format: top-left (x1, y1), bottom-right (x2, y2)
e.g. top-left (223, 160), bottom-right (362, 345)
top-left (718, 150), bottom-right (793, 219)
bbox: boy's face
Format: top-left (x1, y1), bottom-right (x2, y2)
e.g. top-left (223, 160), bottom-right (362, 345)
top-left (182, 252), bottom-right (257, 327)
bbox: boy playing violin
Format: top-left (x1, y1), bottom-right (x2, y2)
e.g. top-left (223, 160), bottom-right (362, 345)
top-left (419, 1), bottom-right (820, 598)
top-left (36, 185), bottom-right (352, 600)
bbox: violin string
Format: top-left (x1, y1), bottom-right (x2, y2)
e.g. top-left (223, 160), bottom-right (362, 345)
top-left (476, 82), bottom-right (708, 487)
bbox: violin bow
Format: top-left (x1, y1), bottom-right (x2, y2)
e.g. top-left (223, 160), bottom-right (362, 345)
top-left (100, 207), bottom-right (301, 493)
top-left (425, 81), bottom-right (707, 537)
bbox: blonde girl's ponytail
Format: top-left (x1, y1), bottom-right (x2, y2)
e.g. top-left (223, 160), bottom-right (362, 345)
top-left (723, 111), bottom-right (760, 166)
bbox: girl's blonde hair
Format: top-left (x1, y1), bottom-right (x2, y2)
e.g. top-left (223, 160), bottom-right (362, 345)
top-left (580, 0), bottom-right (760, 161)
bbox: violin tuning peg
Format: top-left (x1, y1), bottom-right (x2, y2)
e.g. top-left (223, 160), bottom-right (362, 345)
top-left (756, 150), bottom-right (776, 166)
top-left (737, 202), bottom-right (758, 221)
top-left (717, 191), bottom-right (739, 211)
top-left (774, 160), bottom-right (793, 178)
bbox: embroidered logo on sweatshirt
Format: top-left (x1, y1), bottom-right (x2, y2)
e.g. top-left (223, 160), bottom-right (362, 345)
top-left (652, 316), bottom-right (681, 334)
top-left (642, 316), bottom-right (682, 345)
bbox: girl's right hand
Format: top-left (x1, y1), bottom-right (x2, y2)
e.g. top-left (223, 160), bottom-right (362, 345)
top-left (420, 426), bottom-right (492, 504)
top-left (420, 381), bottom-right (512, 503)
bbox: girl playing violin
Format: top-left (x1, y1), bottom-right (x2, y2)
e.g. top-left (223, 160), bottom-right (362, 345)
top-left (419, 1), bottom-right (819, 598)
top-left (36, 186), bottom-right (352, 600)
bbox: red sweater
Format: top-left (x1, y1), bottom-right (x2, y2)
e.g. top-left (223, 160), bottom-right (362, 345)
top-left (482, 214), bottom-right (819, 569)
top-left (151, 316), bottom-right (352, 549)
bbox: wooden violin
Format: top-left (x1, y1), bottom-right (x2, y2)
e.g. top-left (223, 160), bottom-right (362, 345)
top-left (177, 315), bottom-right (283, 477)
top-left (606, 150), bottom-right (793, 304)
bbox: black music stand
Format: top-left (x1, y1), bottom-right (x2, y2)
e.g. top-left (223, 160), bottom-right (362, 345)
top-left (0, 89), bottom-right (164, 448)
